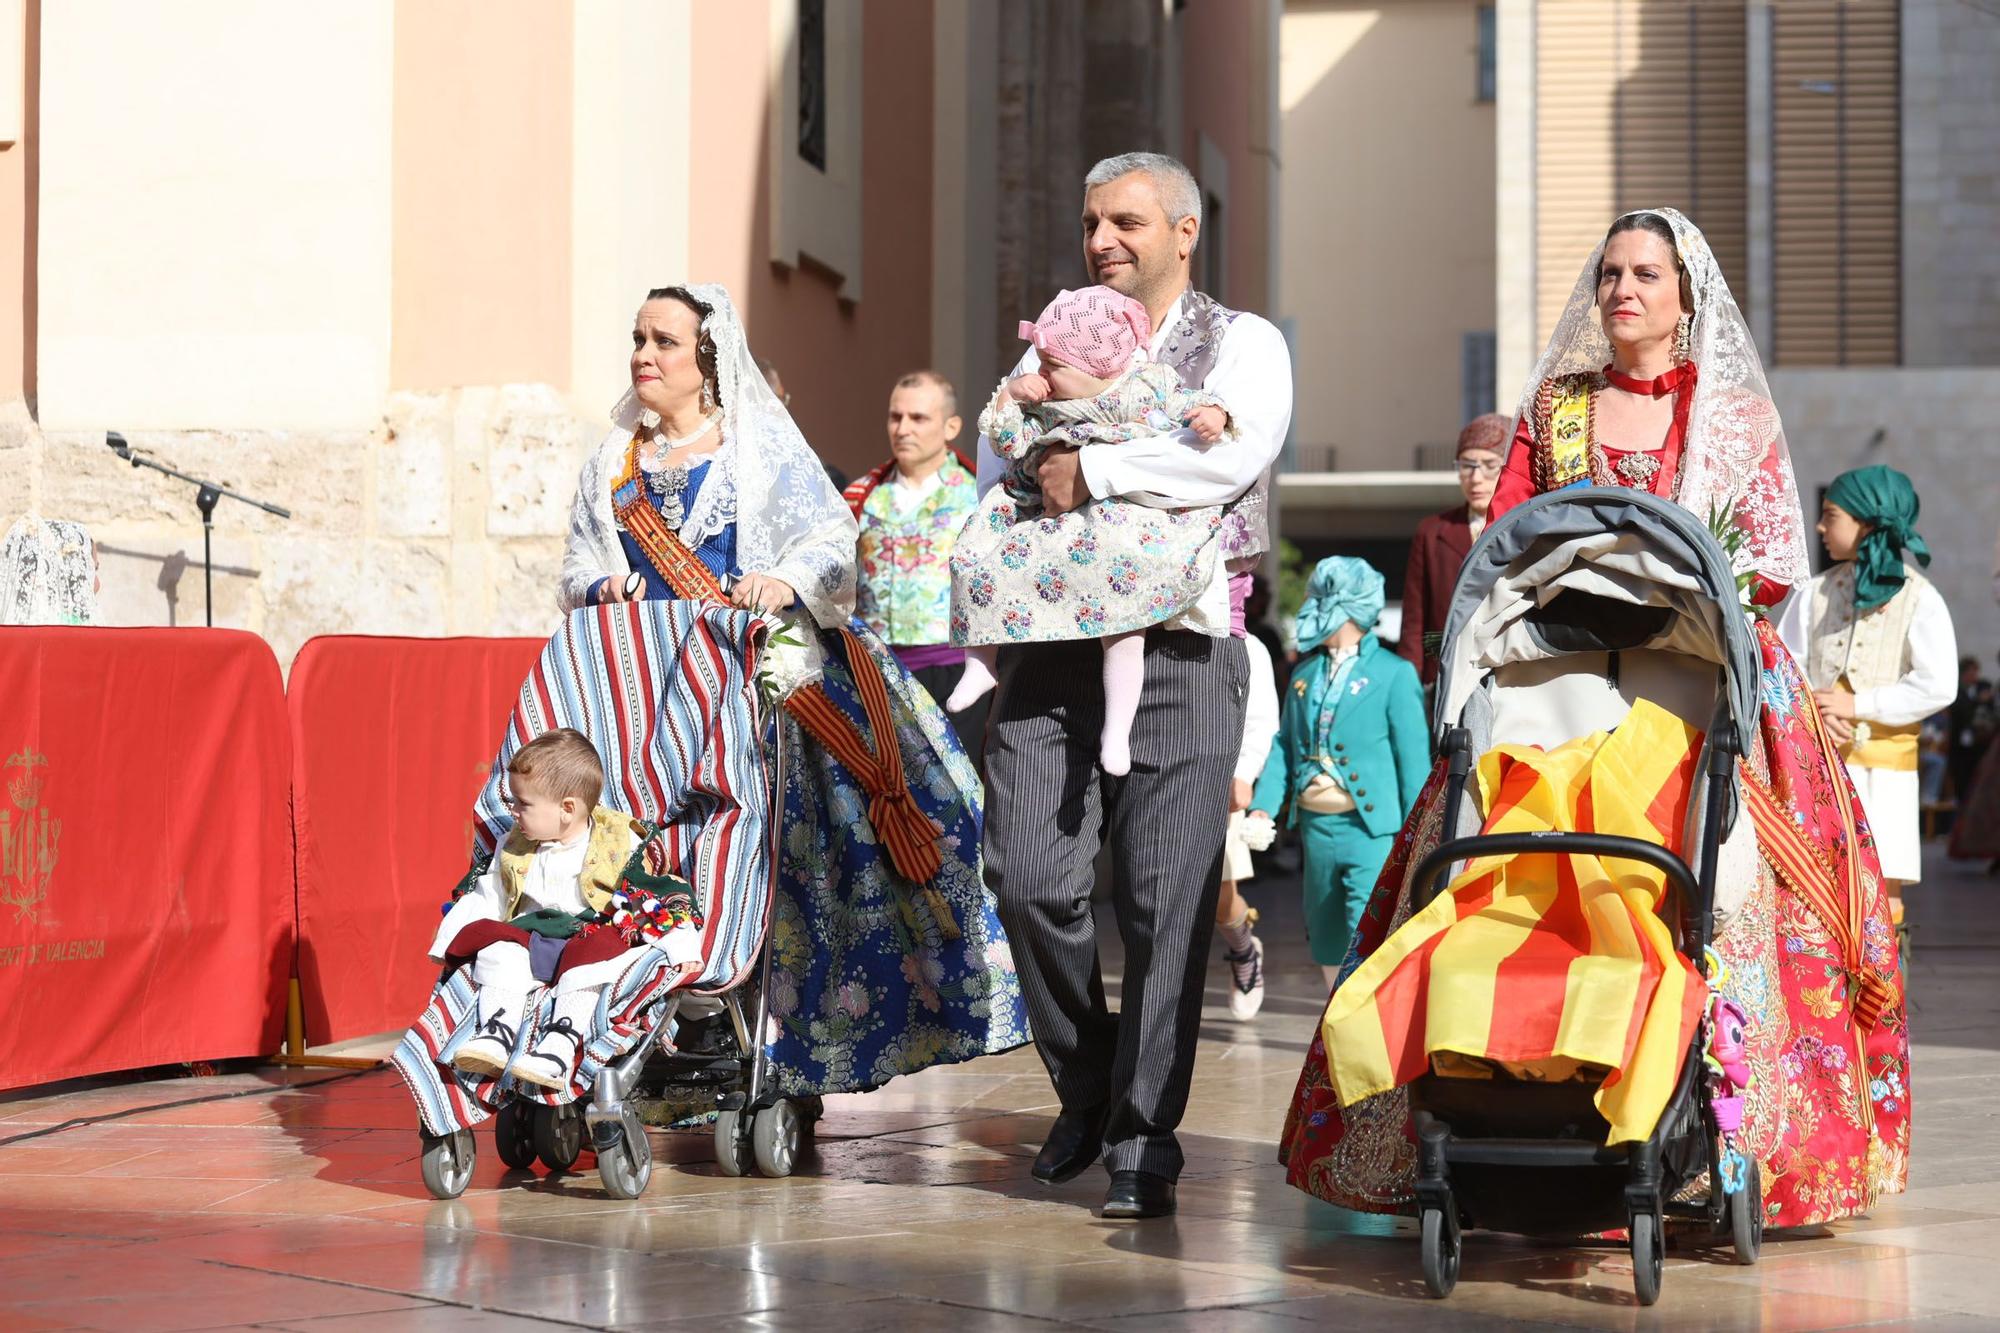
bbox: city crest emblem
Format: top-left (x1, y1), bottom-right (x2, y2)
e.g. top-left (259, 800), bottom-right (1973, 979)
top-left (2, 749), bottom-right (60, 923)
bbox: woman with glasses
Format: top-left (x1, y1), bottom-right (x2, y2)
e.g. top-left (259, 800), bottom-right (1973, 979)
top-left (1395, 414), bottom-right (1508, 687)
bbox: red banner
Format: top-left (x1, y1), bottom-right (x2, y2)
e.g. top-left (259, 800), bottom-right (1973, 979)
top-left (0, 628), bottom-right (292, 1090)
top-left (290, 635), bottom-right (544, 1043)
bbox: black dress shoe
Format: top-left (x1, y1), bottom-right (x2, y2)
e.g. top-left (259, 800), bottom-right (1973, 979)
top-left (1031, 1105), bottom-right (1104, 1184)
top-left (1101, 1170), bottom-right (1176, 1219)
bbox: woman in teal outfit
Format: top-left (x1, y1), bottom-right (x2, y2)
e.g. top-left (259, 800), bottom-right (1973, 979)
top-left (1249, 557), bottom-right (1428, 987)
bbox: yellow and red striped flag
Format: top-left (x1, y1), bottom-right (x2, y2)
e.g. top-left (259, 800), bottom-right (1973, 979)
top-left (1322, 699), bottom-right (1709, 1144)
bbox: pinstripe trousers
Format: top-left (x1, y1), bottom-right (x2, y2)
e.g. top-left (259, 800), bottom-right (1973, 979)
top-left (984, 629), bottom-right (1249, 1179)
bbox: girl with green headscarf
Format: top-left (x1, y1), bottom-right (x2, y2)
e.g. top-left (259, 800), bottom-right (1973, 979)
top-left (1248, 557), bottom-right (1429, 986)
top-left (1779, 465), bottom-right (1959, 915)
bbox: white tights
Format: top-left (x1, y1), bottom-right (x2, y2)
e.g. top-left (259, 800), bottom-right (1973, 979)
top-left (946, 631), bottom-right (1148, 775)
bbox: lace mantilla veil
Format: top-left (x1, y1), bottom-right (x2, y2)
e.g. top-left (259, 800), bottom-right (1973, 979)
top-left (1518, 206), bottom-right (1809, 591)
top-left (563, 283), bottom-right (857, 628)
top-left (1, 516), bottom-right (99, 627)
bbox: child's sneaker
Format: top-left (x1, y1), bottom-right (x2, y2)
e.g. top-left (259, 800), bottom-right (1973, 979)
top-left (508, 1018), bottom-right (584, 1091)
top-left (1225, 935), bottom-right (1265, 1021)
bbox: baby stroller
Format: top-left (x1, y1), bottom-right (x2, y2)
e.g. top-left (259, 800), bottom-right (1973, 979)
top-left (392, 601), bottom-right (810, 1199)
top-left (1404, 488), bottom-right (1764, 1304)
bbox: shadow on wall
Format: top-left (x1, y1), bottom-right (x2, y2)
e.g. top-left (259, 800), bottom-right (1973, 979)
top-left (95, 542), bottom-right (262, 629)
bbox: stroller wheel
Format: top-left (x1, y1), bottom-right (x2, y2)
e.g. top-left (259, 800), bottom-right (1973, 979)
top-left (713, 1107), bottom-right (753, 1177)
top-left (595, 1110), bottom-right (654, 1199)
top-left (797, 1094), bottom-right (825, 1136)
top-left (1728, 1158), bottom-right (1763, 1265)
top-left (1419, 1206), bottom-right (1459, 1298)
top-left (493, 1102), bottom-right (537, 1171)
top-left (533, 1102), bottom-right (585, 1173)
top-left (1630, 1210), bottom-right (1664, 1306)
top-left (418, 1127), bottom-right (476, 1200)
top-left (752, 1099), bottom-right (803, 1178)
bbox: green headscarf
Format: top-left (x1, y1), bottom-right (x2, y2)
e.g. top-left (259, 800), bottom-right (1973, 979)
top-left (1295, 556), bottom-right (1385, 650)
top-left (1825, 464), bottom-right (1929, 612)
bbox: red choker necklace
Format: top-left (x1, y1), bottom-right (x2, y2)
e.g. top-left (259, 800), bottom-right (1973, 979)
top-left (1603, 363), bottom-right (1692, 397)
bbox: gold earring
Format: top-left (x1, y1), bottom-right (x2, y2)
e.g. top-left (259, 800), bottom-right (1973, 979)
top-left (1674, 314), bottom-right (1692, 363)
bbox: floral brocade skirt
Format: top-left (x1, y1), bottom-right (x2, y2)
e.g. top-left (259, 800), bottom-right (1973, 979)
top-left (1275, 619), bottom-right (1910, 1229)
top-left (764, 618), bottom-right (1030, 1094)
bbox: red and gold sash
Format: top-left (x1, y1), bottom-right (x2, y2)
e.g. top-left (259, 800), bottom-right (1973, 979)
top-left (612, 441), bottom-right (955, 929)
top-left (1739, 698), bottom-right (1896, 1031)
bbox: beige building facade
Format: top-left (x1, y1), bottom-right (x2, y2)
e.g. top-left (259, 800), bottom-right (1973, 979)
top-left (0, 0), bottom-right (1281, 665)
top-left (1274, 0), bottom-right (1490, 565)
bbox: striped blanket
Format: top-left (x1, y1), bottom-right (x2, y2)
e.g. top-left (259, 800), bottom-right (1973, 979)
top-left (1322, 698), bottom-right (1708, 1145)
top-left (391, 602), bottom-right (772, 1135)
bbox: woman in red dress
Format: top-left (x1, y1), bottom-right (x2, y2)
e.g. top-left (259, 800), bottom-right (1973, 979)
top-left (1278, 209), bottom-right (1909, 1230)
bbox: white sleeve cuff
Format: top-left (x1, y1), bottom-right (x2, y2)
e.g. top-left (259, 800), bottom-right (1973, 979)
top-left (428, 894), bottom-right (500, 963)
top-left (661, 924), bottom-right (704, 967)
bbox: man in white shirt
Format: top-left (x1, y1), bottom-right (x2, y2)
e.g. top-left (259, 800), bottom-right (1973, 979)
top-left (980, 152), bottom-right (1293, 1219)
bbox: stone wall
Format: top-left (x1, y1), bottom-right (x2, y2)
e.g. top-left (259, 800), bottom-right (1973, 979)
top-left (1773, 368), bottom-right (2000, 668)
top-left (0, 386), bottom-right (597, 669)
top-left (1902, 0), bottom-right (2000, 368)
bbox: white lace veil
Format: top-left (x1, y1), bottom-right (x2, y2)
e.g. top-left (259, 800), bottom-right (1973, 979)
top-left (603, 284), bottom-right (857, 627)
top-left (1, 516), bottom-right (99, 627)
top-left (1518, 207), bottom-right (1808, 590)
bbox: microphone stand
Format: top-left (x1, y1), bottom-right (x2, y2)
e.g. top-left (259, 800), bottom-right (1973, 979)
top-left (106, 431), bottom-right (293, 628)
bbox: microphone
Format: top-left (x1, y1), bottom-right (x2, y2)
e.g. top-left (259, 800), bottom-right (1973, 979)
top-left (98, 428), bottom-right (293, 626)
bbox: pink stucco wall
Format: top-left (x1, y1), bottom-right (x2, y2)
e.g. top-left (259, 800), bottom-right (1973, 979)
top-left (1175, 2), bottom-right (1271, 316)
top-left (689, 0), bottom-right (937, 477)
top-left (0, 0), bottom-right (37, 402)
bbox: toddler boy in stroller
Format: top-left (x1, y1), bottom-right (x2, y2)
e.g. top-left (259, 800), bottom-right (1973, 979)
top-left (430, 727), bottom-right (703, 1091)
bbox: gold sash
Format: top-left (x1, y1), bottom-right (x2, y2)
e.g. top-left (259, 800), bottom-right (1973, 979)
top-left (1546, 380), bottom-right (1592, 488)
top-left (1844, 722), bottom-right (1921, 773)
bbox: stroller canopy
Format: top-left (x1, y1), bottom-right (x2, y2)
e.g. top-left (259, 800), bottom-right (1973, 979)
top-left (1434, 488), bottom-right (1762, 756)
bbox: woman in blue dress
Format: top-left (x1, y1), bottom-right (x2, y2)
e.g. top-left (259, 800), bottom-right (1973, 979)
top-left (559, 284), bottom-right (1028, 1094)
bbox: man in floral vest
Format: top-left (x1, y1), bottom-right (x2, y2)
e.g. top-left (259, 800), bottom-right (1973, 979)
top-left (844, 370), bottom-right (986, 765)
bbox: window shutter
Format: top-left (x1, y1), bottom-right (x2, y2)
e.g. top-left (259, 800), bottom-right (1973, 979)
top-left (1772, 0), bottom-right (1900, 366)
top-left (1534, 1), bottom-right (1749, 349)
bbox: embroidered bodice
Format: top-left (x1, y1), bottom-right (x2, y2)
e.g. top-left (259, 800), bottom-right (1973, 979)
top-left (619, 459), bottom-right (740, 598)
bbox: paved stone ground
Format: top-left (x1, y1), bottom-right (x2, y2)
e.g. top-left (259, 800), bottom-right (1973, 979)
top-left (0, 842), bottom-right (1994, 1330)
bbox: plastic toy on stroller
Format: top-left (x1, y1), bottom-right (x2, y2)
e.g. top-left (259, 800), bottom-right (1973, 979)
top-left (392, 601), bottom-right (808, 1199)
top-left (1403, 488), bottom-right (1765, 1304)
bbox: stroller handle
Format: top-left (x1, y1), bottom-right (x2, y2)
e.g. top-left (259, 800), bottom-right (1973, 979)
top-left (1412, 832), bottom-right (1707, 953)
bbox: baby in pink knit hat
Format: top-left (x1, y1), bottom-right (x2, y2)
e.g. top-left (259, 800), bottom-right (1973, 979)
top-left (947, 285), bottom-right (1234, 775)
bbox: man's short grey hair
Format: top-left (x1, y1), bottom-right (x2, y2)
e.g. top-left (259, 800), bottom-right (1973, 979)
top-left (1084, 152), bottom-right (1202, 230)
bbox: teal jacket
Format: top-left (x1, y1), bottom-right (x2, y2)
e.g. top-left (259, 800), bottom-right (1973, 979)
top-left (1251, 634), bottom-right (1430, 839)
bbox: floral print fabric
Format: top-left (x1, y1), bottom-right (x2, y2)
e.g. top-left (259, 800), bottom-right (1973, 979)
top-left (854, 459), bottom-right (977, 647)
top-left (951, 360), bottom-right (1228, 645)
top-left (626, 469), bottom-right (1030, 1094)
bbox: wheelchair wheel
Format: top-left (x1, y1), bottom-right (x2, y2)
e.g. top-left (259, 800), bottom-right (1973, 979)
top-left (713, 1107), bottom-right (752, 1176)
top-left (494, 1102), bottom-right (537, 1171)
top-left (752, 1099), bottom-right (802, 1178)
top-left (595, 1110), bottom-right (654, 1199)
top-left (418, 1128), bottom-right (476, 1200)
top-left (1630, 1210), bottom-right (1664, 1306)
top-left (533, 1102), bottom-right (585, 1173)
top-left (1728, 1158), bottom-right (1764, 1266)
top-left (1419, 1205), bottom-right (1459, 1298)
